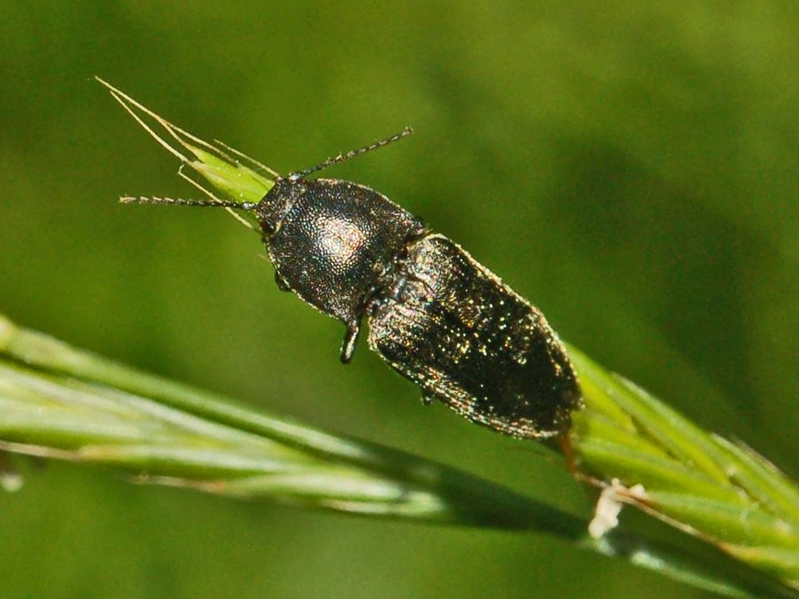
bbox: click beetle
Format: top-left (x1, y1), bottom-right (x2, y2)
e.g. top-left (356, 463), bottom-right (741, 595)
top-left (124, 129), bottom-right (582, 439)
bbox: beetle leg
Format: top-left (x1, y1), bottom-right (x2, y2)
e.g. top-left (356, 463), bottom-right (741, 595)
top-left (340, 318), bottom-right (362, 363)
top-left (274, 271), bottom-right (291, 292)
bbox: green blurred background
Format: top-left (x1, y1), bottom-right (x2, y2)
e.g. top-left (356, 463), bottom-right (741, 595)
top-left (1, 1), bottom-right (798, 597)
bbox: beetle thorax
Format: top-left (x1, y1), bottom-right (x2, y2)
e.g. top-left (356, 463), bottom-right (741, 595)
top-left (259, 178), bottom-right (423, 326)
top-left (313, 212), bottom-right (367, 267)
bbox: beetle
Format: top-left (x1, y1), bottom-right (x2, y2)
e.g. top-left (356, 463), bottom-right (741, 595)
top-left (123, 128), bottom-right (582, 439)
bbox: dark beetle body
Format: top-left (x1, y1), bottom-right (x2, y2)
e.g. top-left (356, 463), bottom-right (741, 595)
top-left (254, 176), bottom-right (581, 439)
top-left (369, 234), bottom-right (579, 437)
top-left (255, 178), bottom-right (425, 362)
top-left (126, 131), bottom-right (582, 439)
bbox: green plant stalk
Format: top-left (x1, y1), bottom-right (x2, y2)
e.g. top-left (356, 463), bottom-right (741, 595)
top-left (569, 347), bottom-right (799, 588)
top-left (0, 312), bottom-right (792, 599)
top-left (0, 311), bottom-right (569, 530)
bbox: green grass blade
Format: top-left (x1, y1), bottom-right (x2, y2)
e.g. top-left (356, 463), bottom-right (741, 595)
top-left (570, 348), bottom-right (799, 591)
top-left (94, 76), bottom-right (274, 206)
top-left (0, 313), bottom-right (578, 531)
top-left (2, 311), bottom-right (793, 598)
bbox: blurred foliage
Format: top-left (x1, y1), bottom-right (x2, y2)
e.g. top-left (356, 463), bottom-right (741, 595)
top-left (1, 1), bottom-right (798, 598)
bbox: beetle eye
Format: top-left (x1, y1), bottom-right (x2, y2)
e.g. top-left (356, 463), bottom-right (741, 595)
top-left (258, 217), bottom-right (278, 236)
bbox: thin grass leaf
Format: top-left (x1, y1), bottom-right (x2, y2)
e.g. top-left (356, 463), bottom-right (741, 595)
top-left (95, 76), bottom-right (274, 206)
top-left (0, 312), bottom-right (794, 599)
top-left (569, 348), bottom-right (799, 590)
top-left (0, 312), bottom-right (577, 530)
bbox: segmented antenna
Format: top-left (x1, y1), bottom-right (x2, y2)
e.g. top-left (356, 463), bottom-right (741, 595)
top-left (120, 196), bottom-right (258, 210)
top-left (120, 128), bottom-right (413, 208)
top-left (289, 127), bottom-right (413, 181)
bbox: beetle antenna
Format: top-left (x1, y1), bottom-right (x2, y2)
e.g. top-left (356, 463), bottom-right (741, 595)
top-left (120, 196), bottom-right (258, 210)
top-left (289, 127), bottom-right (413, 181)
